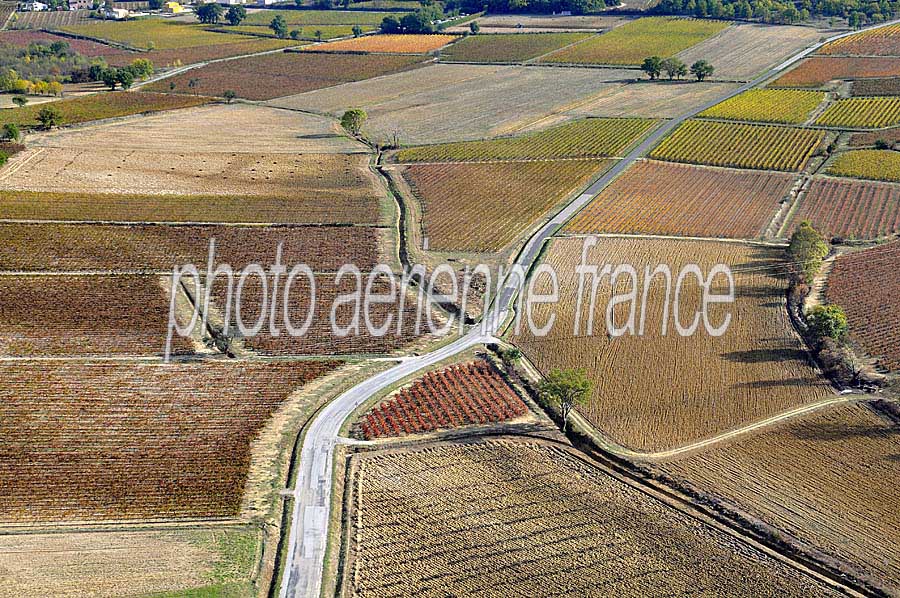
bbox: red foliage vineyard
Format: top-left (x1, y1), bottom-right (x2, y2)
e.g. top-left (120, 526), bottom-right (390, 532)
top-left (788, 177), bottom-right (900, 240)
top-left (826, 241), bottom-right (900, 371)
top-left (356, 360), bottom-right (528, 439)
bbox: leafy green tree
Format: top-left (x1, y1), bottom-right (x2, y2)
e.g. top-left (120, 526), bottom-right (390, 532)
top-left (788, 220), bottom-right (829, 283)
top-left (116, 68), bottom-right (134, 90)
top-left (148, 0), bottom-right (163, 9)
top-left (3, 123), bottom-right (20, 142)
top-left (225, 5), bottom-right (246, 26)
top-left (662, 57), bottom-right (687, 80)
top-left (341, 108), bottom-right (367, 135)
top-left (196, 2), bottom-right (224, 24)
top-left (352, 24), bottom-right (363, 37)
top-left (37, 105), bottom-right (63, 129)
top-left (315, 29), bottom-right (323, 41)
top-left (0, 151), bottom-right (8, 167)
top-left (100, 68), bottom-right (119, 90)
top-left (223, 89), bottom-right (237, 103)
top-left (270, 14), bottom-right (288, 38)
top-left (469, 20), bottom-right (480, 33)
top-left (806, 304), bottom-right (849, 341)
top-left (538, 369), bottom-right (592, 432)
top-left (690, 59), bottom-right (714, 81)
top-left (11, 95), bottom-right (27, 108)
top-left (640, 56), bottom-right (663, 79)
top-left (128, 58), bottom-right (154, 80)
top-left (290, 29), bottom-right (301, 40)
top-left (381, 15), bottom-right (401, 33)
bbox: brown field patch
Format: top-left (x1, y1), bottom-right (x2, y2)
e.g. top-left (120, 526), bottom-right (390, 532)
top-left (346, 439), bottom-right (839, 596)
top-left (658, 402), bottom-right (900, 594)
top-left (851, 76), bottom-right (900, 96)
top-left (819, 23), bottom-right (900, 56)
top-left (105, 37), bottom-right (297, 68)
top-left (850, 125), bottom-right (900, 146)
top-left (0, 29), bottom-right (127, 57)
top-left (770, 56), bottom-right (900, 87)
top-left (0, 360), bottom-right (339, 522)
top-left (565, 160), bottom-right (795, 239)
top-left (512, 237), bottom-right (831, 452)
top-left (400, 159), bottom-right (608, 252)
top-left (825, 241), bottom-right (900, 370)
top-left (450, 14), bottom-right (632, 31)
top-left (309, 33), bottom-right (458, 53)
top-left (787, 177), bottom-right (900, 240)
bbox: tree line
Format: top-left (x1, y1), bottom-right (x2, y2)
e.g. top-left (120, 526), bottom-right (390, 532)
top-left (640, 56), bottom-right (714, 81)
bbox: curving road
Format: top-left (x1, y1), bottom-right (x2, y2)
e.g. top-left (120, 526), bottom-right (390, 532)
top-left (278, 18), bottom-right (900, 598)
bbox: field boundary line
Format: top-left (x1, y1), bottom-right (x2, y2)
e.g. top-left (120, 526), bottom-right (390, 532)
top-left (0, 147), bottom-right (45, 182)
top-left (556, 231), bottom-right (788, 246)
top-left (524, 31), bottom-right (604, 64)
top-left (390, 155), bottom-right (623, 167)
top-left (0, 218), bottom-right (385, 227)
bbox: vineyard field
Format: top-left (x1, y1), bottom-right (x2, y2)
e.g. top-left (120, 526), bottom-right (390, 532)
top-left (104, 37), bottom-right (297, 68)
top-left (816, 96), bottom-right (900, 128)
top-left (770, 57), bottom-right (900, 87)
top-left (538, 17), bottom-right (728, 65)
top-left (512, 237), bottom-right (830, 451)
top-left (394, 117), bottom-right (655, 162)
top-left (698, 89), bottom-right (824, 124)
top-left (650, 120), bottom-right (824, 171)
top-left (309, 34), bottom-right (458, 54)
top-left (787, 177), bottom-right (900, 239)
top-left (0, 360), bottom-right (339, 522)
top-left (851, 77), bottom-right (900, 96)
top-left (850, 126), bottom-right (900, 146)
top-left (439, 32), bottom-right (593, 62)
top-left (354, 360), bottom-right (528, 439)
top-left (826, 241), bottom-right (900, 370)
top-left (825, 149), bottom-right (900, 182)
top-left (0, 275), bottom-right (192, 357)
top-left (0, 29), bottom-right (126, 57)
top-left (401, 159), bottom-right (608, 252)
top-left (241, 9), bottom-right (405, 26)
top-left (61, 20), bottom-right (252, 50)
top-left (347, 440), bottom-right (840, 596)
top-left (565, 160), bottom-right (796, 238)
top-left (819, 23), bottom-right (900, 56)
top-left (0, 224), bottom-right (386, 272)
top-left (659, 402), bottom-right (900, 593)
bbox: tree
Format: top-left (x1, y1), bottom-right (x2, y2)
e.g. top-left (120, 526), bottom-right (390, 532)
top-left (662, 57), bottom-right (687, 80)
top-left (789, 220), bottom-right (829, 283)
top-left (223, 89), bottom-right (237, 103)
top-left (128, 58), bottom-right (154, 80)
top-left (188, 78), bottom-right (200, 92)
top-left (11, 95), bottom-right (27, 109)
top-left (148, 0), bottom-right (163, 9)
top-left (101, 68), bottom-right (119, 90)
top-left (225, 5), bottom-right (246, 26)
top-left (352, 24), bottom-right (363, 37)
top-left (290, 29), bottom-right (301, 40)
top-left (36, 105), bottom-right (63, 129)
top-left (341, 108), bottom-right (367, 135)
top-left (381, 15), bottom-right (401, 33)
top-left (469, 20), bottom-right (480, 33)
top-left (538, 369), bottom-right (592, 432)
top-left (806, 304), bottom-right (849, 341)
top-left (690, 59), bottom-right (714, 81)
top-left (270, 14), bottom-right (288, 38)
top-left (3, 123), bottom-right (20, 142)
top-left (116, 68), bottom-right (134, 90)
top-left (196, 2), bottom-right (224, 24)
top-left (47, 81), bottom-right (63, 96)
top-left (640, 56), bottom-right (663, 79)
top-left (314, 29), bottom-right (324, 42)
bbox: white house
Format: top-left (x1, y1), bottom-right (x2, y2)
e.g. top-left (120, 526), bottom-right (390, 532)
top-left (21, 1), bottom-right (49, 11)
top-left (68, 0), bottom-right (91, 10)
top-left (104, 6), bottom-right (129, 18)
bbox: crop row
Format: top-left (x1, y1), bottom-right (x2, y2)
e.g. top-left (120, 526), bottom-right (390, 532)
top-left (788, 176), bottom-right (900, 239)
top-left (356, 360), bottom-right (527, 439)
top-left (0, 360), bottom-right (339, 522)
top-left (851, 77), bottom-right (900, 96)
top-left (0, 29), bottom-right (127, 57)
top-left (565, 160), bottom-right (795, 239)
top-left (770, 56), bottom-right (900, 87)
top-left (819, 23), bottom-right (900, 56)
top-left (826, 149), bottom-right (900, 182)
top-left (699, 89), bottom-right (824, 125)
top-left (395, 117), bottom-right (656, 162)
top-left (311, 34), bottom-right (458, 54)
top-left (816, 96), bottom-right (900, 128)
top-left (105, 37), bottom-right (297, 68)
top-left (650, 120), bottom-right (824, 172)
top-left (439, 32), bottom-right (593, 63)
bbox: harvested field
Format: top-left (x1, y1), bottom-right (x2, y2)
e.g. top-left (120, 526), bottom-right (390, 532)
top-left (0, 190), bottom-right (382, 225)
top-left (104, 37), bottom-right (297, 68)
top-left (347, 439), bottom-right (839, 597)
top-left (650, 120), bottom-right (824, 171)
top-left (147, 51), bottom-right (426, 100)
top-left (439, 32), bottom-right (593, 63)
top-left (698, 89), bottom-right (824, 124)
top-left (310, 33), bottom-right (458, 54)
top-left (815, 96), bottom-right (900, 128)
top-left (242, 9), bottom-right (404, 26)
top-left (0, 92), bottom-right (211, 129)
top-left (851, 77), bottom-right (900, 95)
top-left (29, 103), bottom-right (365, 154)
top-left (819, 22), bottom-right (900, 56)
top-left (538, 17), bottom-right (728, 66)
top-left (394, 117), bottom-right (654, 162)
top-left (0, 29), bottom-right (127, 57)
top-left (1, 148), bottom-right (376, 197)
top-left (354, 360), bottom-right (528, 439)
top-left (658, 402), bottom-right (900, 594)
top-left (10, 8), bottom-right (90, 28)
top-left (61, 20), bottom-right (251, 50)
top-left (770, 56), bottom-right (900, 87)
top-left (512, 237), bottom-right (830, 452)
top-left (825, 149), bottom-right (900, 182)
top-left (0, 224), bottom-right (386, 272)
top-left (401, 159), bottom-right (608, 252)
top-left (272, 63), bottom-right (640, 144)
top-left (826, 241), bottom-right (900, 370)
top-left (675, 23), bottom-right (826, 80)
top-left (787, 177), bottom-right (900, 239)
top-left (850, 125), bottom-right (900, 146)
top-left (565, 160), bottom-right (796, 239)
top-left (0, 275), bottom-right (191, 357)
top-left (0, 360), bottom-right (338, 522)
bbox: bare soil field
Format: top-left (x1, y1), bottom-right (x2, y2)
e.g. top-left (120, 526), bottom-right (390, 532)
top-left (30, 103), bottom-right (366, 154)
top-left (0, 275), bottom-right (192, 357)
top-left (675, 23), bottom-right (826, 81)
top-left (268, 63), bottom-right (639, 144)
top-left (0, 360), bottom-right (339, 522)
top-left (512, 237), bottom-right (831, 452)
top-left (658, 401), bottom-right (900, 594)
top-left (565, 160), bottom-right (797, 238)
top-left (1, 148), bottom-right (376, 197)
top-left (345, 439), bottom-right (839, 597)
top-left (399, 159), bottom-right (608, 252)
top-left (0, 224), bottom-right (388, 272)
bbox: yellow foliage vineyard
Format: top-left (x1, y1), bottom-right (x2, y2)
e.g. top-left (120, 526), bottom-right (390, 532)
top-left (826, 149), bottom-right (900, 182)
top-left (699, 89), bottom-right (825, 124)
top-left (650, 120), bottom-right (824, 171)
top-left (815, 96), bottom-right (900, 128)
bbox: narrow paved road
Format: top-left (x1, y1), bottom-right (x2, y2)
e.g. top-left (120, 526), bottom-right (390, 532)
top-left (279, 18), bottom-right (900, 598)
